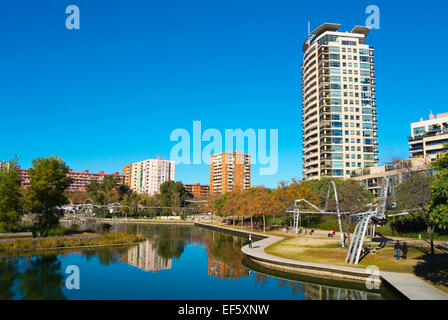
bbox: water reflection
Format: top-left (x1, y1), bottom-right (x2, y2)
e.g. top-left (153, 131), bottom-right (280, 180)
top-left (0, 223), bottom-right (396, 300)
top-left (1, 255), bottom-right (66, 300)
top-left (114, 225), bottom-right (245, 277)
top-left (118, 240), bottom-right (172, 272)
top-left (0, 258), bottom-right (19, 300)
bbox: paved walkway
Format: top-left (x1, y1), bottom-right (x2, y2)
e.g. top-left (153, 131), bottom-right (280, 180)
top-left (196, 222), bottom-right (448, 300)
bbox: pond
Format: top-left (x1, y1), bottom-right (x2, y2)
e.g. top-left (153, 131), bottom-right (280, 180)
top-left (0, 223), bottom-right (400, 300)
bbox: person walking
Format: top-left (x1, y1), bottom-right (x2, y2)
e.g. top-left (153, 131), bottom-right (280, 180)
top-left (394, 240), bottom-right (401, 260)
top-left (402, 241), bottom-right (408, 260)
top-left (248, 233), bottom-right (252, 249)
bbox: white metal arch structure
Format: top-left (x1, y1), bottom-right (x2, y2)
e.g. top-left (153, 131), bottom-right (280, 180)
top-left (325, 181), bottom-right (344, 247)
top-left (285, 177), bottom-right (411, 264)
top-left (285, 181), bottom-right (346, 247)
top-left (344, 177), bottom-right (391, 264)
top-left (180, 200), bottom-right (206, 216)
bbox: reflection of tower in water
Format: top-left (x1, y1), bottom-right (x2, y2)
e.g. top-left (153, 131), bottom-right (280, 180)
top-left (206, 234), bottom-right (247, 279)
top-left (303, 283), bottom-right (380, 300)
top-left (118, 240), bottom-right (172, 272)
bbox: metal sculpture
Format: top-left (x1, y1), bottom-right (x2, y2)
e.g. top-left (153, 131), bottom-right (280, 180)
top-left (286, 181), bottom-right (346, 246)
top-left (344, 177), bottom-right (390, 264)
top-left (286, 177), bottom-right (411, 264)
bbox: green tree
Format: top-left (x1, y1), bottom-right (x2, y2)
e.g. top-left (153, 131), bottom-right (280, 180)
top-left (86, 181), bottom-right (103, 203)
top-left (159, 181), bottom-right (191, 215)
top-left (214, 192), bottom-right (230, 216)
top-left (24, 156), bottom-right (71, 233)
top-left (428, 150), bottom-right (448, 251)
top-left (86, 176), bottom-right (123, 206)
top-left (127, 192), bottom-right (142, 217)
top-left (0, 158), bottom-right (23, 232)
top-left (117, 184), bottom-right (130, 201)
top-left (101, 175), bottom-right (120, 202)
top-left (305, 178), bottom-right (373, 244)
top-left (395, 172), bottom-right (434, 254)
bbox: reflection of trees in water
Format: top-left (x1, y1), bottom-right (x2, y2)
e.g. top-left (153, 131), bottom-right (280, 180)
top-left (253, 273), bottom-right (269, 287)
top-left (204, 233), bottom-right (247, 279)
top-left (81, 248), bottom-right (119, 266)
top-left (276, 279), bottom-right (305, 296)
top-left (126, 225), bottom-right (248, 279)
top-left (243, 258), bottom-right (382, 300)
top-left (0, 257), bottom-right (19, 299)
top-left (278, 277), bottom-right (380, 300)
top-left (157, 227), bottom-right (186, 260)
top-left (82, 247), bottom-right (118, 266)
top-left (19, 255), bottom-right (66, 300)
top-left (63, 223), bottom-right (249, 279)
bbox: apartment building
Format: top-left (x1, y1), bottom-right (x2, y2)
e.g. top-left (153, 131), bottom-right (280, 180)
top-left (209, 152), bottom-right (250, 195)
top-left (409, 111), bottom-right (448, 161)
top-left (350, 157), bottom-right (431, 195)
top-left (0, 161), bottom-right (9, 171)
top-left (183, 183), bottom-right (210, 199)
top-left (66, 170), bottom-right (124, 192)
top-left (301, 23), bottom-right (378, 180)
top-left (122, 157), bottom-right (175, 195)
top-left (16, 166), bottom-right (124, 192)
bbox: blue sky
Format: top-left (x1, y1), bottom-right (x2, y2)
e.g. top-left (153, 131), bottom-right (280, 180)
top-left (1, 0), bottom-right (447, 188)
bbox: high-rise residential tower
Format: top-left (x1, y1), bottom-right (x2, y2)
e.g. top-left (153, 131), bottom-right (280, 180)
top-left (122, 157), bottom-right (175, 195)
top-left (209, 152), bottom-right (251, 195)
top-left (301, 23), bottom-right (378, 180)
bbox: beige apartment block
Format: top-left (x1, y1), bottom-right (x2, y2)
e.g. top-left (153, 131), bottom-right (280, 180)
top-left (122, 157), bottom-right (175, 195)
top-left (210, 152), bottom-right (251, 195)
top-left (301, 23), bottom-right (378, 181)
top-left (351, 157), bottom-right (431, 195)
top-left (409, 111), bottom-right (448, 161)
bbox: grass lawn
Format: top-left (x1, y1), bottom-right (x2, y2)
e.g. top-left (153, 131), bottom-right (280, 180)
top-left (0, 233), bottom-right (145, 252)
top-left (264, 234), bottom-right (448, 294)
top-left (198, 221), bottom-right (448, 294)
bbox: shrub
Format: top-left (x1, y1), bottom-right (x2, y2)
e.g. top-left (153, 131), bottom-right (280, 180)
top-left (68, 224), bottom-right (80, 232)
top-left (45, 226), bottom-right (67, 237)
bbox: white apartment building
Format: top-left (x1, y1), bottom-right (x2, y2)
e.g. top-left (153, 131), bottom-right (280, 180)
top-left (0, 161), bottom-right (9, 171)
top-left (301, 23), bottom-right (378, 180)
top-left (351, 157), bottom-right (431, 195)
top-left (408, 111), bottom-right (448, 161)
top-left (123, 157), bottom-right (175, 195)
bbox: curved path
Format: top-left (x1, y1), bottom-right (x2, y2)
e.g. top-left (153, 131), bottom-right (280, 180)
top-left (195, 222), bottom-right (448, 300)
